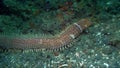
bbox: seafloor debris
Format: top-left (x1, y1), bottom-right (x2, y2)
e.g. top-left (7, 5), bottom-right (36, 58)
top-left (108, 40), bottom-right (120, 49)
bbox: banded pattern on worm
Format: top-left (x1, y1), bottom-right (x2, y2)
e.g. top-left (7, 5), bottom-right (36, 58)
top-left (0, 19), bottom-right (91, 50)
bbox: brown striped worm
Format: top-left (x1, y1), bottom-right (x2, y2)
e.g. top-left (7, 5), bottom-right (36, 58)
top-left (0, 19), bottom-right (91, 50)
